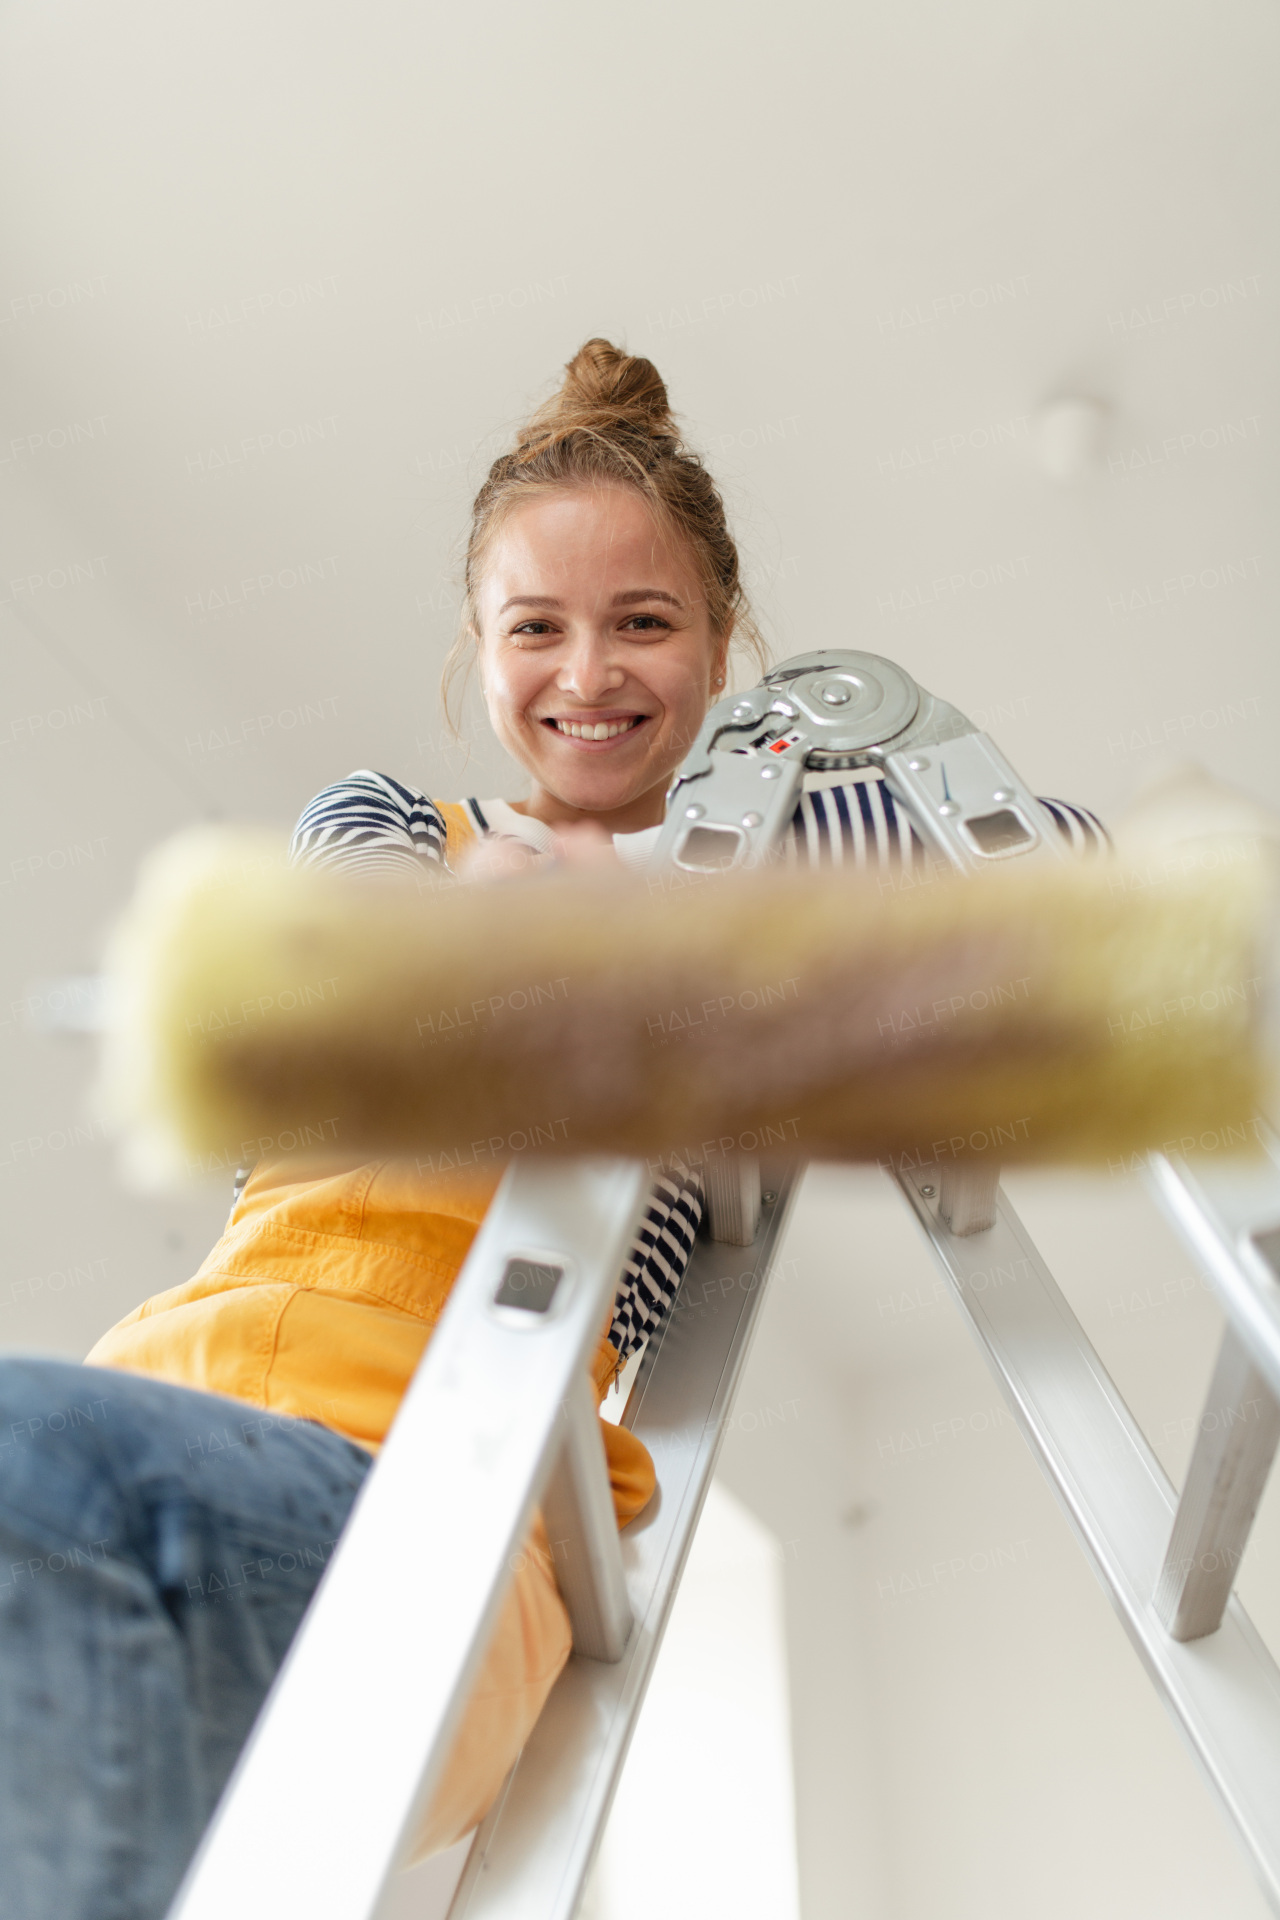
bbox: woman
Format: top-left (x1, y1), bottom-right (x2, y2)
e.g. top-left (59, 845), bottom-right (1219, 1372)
top-left (0, 340), bottom-right (1104, 1919)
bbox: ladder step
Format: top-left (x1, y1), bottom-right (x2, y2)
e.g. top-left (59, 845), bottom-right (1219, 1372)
top-left (1148, 1125), bottom-right (1280, 1407)
top-left (543, 1371), bottom-right (634, 1665)
top-left (1155, 1325), bottom-right (1280, 1642)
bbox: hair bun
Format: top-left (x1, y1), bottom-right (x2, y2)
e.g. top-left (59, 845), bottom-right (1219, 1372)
top-left (562, 338), bottom-right (673, 428)
top-left (520, 337), bottom-right (676, 455)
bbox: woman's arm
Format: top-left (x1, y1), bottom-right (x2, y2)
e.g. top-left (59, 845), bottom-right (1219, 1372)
top-left (290, 770), bottom-right (450, 880)
top-left (608, 1165), bottom-right (703, 1363)
top-left (783, 778), bottom-right (1107, 868)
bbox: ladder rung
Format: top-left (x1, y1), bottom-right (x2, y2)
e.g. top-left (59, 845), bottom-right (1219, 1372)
top-left (1148, 1127), bottom-right (1280, 1406)
top-left (1155, 1325), bottom-right (1280, 1641)
top-left (543, 1370), bottom-right (633, 1664)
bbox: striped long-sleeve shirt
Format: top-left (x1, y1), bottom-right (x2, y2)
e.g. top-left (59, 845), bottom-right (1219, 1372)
top-left (291, 769), bottom-right (1106, 1360)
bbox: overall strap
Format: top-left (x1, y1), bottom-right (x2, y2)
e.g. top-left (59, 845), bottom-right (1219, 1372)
top-left (433, 800), bottom-right (478, 868)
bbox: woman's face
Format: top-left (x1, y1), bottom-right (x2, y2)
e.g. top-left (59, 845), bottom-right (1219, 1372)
top-left (474, 484), bottom-right (729, 833)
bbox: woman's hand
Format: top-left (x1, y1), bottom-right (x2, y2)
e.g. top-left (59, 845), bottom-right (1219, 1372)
top-left (457, 820), bottom-right (618, 886)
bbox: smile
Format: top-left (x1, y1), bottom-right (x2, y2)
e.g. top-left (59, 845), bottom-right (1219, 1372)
top-left (543, 715), bottom-right (647, 742)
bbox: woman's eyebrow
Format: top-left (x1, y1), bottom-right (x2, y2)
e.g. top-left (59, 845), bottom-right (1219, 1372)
top-left (498, 588), bottom-right (685, 616)
top-left (497, 594), bottom-right (563, 615)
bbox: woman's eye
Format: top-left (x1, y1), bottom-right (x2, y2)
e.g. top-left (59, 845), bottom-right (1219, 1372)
top-left (510, 621), bottom-right (556, 638)
top-left (622, 614), bottom-right (672, 633)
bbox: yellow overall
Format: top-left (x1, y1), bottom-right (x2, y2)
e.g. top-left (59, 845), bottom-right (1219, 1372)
top-left (85, 800), bottom-right (656, 1853)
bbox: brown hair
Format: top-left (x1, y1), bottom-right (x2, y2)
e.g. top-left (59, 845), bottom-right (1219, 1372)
top-left (441, 338), bottom-right (768, 736)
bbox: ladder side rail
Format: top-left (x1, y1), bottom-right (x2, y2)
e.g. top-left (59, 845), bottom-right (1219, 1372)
top-left (168, 1157), bottom-right (652, 1920)
top-left (894, 1164), bottom-right (1280, 1912)
top-left (883, 719), bottom-right (1071, 1237)
top-left (447, 1167), bottom-right (800, 1920)
top-left (882, 729), bottom-right (1070, 876)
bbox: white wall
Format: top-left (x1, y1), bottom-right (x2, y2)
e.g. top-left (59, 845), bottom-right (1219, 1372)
top-left (585, 1481), bottom-right (800, 1920)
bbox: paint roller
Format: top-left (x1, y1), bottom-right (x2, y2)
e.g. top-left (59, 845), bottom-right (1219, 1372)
top-left (96, 810), bottom-right (1275, 1185)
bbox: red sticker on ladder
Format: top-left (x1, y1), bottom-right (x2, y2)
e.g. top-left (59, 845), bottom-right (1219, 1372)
top-left (766, 730), bottom-right (803, 755)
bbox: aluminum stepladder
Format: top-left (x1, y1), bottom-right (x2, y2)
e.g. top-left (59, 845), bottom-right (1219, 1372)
top-left (168, 650), bottom-right (1280, 1920)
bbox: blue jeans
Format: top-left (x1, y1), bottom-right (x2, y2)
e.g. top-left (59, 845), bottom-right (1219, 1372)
top-left (0, 1358), bottom-right (372, 1920)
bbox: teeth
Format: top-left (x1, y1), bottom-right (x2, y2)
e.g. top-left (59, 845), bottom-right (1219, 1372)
top-left (552, 717), bottom-right (641, 740)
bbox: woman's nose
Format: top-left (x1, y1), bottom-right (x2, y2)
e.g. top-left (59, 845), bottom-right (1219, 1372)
top-left (556, 636), bottom-right (625, 702)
